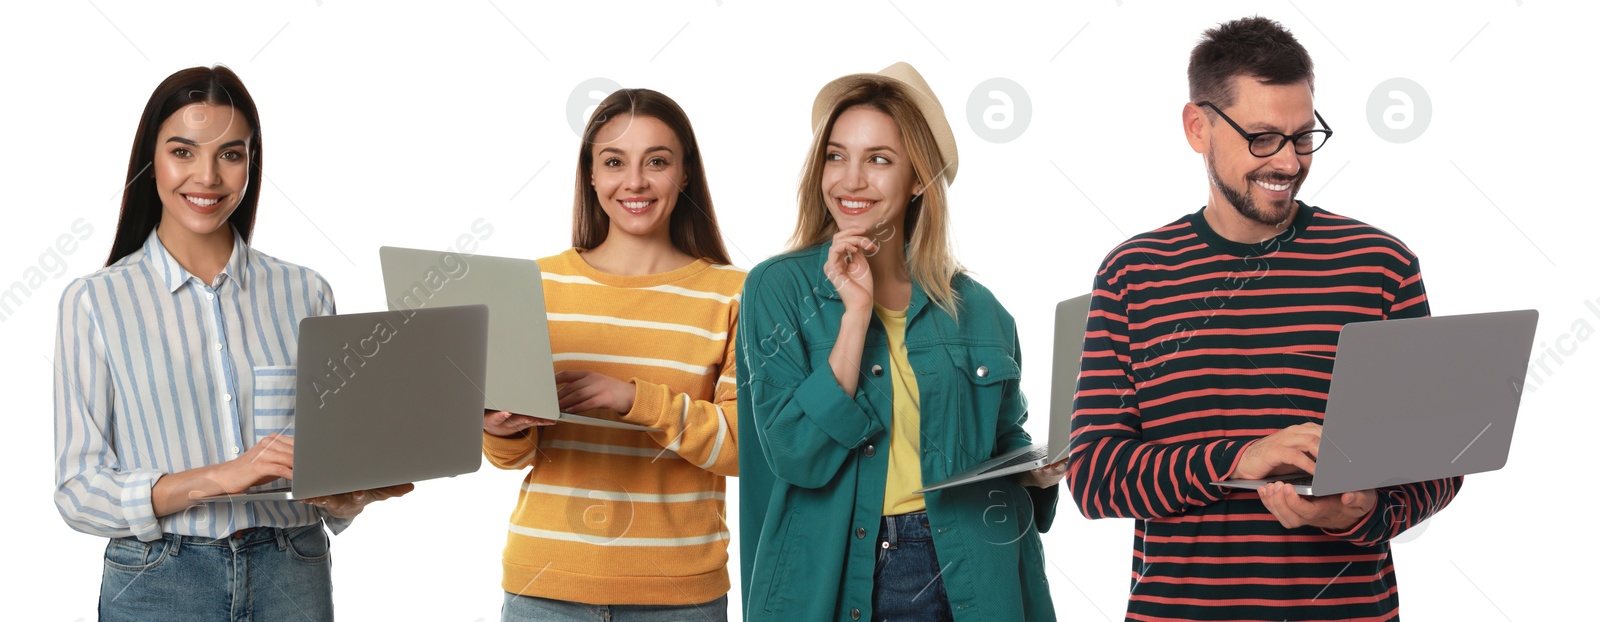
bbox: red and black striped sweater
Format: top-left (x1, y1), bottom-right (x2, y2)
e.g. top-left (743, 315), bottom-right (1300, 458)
top-left (1068, 202), bottom-right (1459, 622)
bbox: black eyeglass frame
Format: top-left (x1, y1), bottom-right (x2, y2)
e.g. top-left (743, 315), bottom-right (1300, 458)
top-left (1195, 101), bottom-right (1333, 157)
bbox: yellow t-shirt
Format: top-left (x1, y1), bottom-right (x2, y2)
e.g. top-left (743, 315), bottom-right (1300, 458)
top-left (876, 303), bottom-right (927, 515)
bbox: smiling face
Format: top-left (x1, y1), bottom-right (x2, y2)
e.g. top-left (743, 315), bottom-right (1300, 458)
top-left (153, 103), bottom-right (253, 242)
top-left (589, 114), bottom-right (687, 242)
top-left (1200, 77), bottom-right (1316, 226)
top-left (821, 105), bottom-right (923, 235)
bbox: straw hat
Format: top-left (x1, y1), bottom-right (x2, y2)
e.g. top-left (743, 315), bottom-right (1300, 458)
top-left (811, 61), bottom-right (959, 185)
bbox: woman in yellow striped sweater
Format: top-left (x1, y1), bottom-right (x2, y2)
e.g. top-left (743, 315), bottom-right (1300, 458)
top-left (482, 88), bottom-right (743, 621)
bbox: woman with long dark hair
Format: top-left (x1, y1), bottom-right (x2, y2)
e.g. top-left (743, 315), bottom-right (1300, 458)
top-left (482, 88), bottom-right (743, 621)
top-left (53, 65), bottom-right (408, 620)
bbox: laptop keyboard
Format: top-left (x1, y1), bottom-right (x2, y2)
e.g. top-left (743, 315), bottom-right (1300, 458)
top-left (985, 446), bottom-right (1049, 472)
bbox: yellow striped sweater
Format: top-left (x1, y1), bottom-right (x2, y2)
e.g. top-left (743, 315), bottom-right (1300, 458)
top-left (483, 248), bottom-right (743, 605)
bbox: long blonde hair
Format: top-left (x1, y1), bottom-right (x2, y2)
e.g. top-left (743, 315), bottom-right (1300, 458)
top-left (789, 77), bottom-right (963, 317)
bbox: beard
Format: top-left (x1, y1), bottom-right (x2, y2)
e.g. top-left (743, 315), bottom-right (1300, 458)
top-left (1206, 149), bottom-right (1305, 226)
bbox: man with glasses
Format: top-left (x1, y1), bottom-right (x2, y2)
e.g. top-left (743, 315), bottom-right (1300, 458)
top-left (1065, 16), bottom-right (1459, 621)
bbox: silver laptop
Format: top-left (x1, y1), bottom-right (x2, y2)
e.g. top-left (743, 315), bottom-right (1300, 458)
top-left (379, 246), bottom-right (656, 432)
top-left (1214, 309), bottom-right (1539, 496)
top-left (916, 294), bottom-right (1092, 493)
top-left (200, 305), bottom-right (489, 502)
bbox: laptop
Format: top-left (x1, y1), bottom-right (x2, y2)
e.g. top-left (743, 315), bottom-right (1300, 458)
top-left (200, 305), bottom-right (489, 502)
top-left (379, 246), bottom-right (656, 432)
top-left (1214, 309), bottom-right (1539, 496)
top-left (916, 294), bottom-right (1092, 494)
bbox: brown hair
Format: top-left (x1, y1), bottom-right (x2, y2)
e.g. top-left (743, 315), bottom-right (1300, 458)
top-left (571, 88), bottom-right (731, 265)
top-left (106, 65), bottom-right (262, 266)
top-left (1188, 16), bottom-right (1315, 110)
top-left (790, 77), bottom-right (962, 317)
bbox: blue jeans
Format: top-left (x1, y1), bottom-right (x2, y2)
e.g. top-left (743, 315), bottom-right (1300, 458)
top-left (872, 511), bottom-right (954, 622)
top-left (99, 524), bottom-right (334, 622)
top-left (502, 592), bottom-right (728, 622)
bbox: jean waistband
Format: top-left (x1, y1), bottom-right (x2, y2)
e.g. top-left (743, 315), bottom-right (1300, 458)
top-left (879, 511), bottom-right (932, 546)
top-left (123, 523), bottom-right (320, 553)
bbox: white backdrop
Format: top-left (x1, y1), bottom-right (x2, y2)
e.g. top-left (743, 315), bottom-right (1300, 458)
top-left (2, 1), bottom-right (1593, 620)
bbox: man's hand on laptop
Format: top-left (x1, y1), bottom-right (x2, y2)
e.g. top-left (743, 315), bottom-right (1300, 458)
top-left (302, 483), bottom-right (416, 519)
top-left (1258, 482), bottom-right (1376, 531)
top-left (1234, 422), bottom-right (1322, 480)
top-left (484, 410), bottom-right (555, 438)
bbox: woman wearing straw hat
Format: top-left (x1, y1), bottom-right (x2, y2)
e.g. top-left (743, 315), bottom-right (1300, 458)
top-left (736, 62), bottom-right (1061, 621)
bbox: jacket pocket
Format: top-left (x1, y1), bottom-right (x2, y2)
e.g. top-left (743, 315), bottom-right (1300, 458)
top-left (944, 345), bottom-right (1023, 467)
top-left (761, 509), bottom-right (804, 614)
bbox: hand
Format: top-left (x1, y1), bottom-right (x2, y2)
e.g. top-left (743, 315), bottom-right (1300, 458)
top-left (483, 409), bottom-right (554, 438)
top-left (1015, 459), bottom-right (1067, 489)
top-left (302, 483), bottom-right (415, 519)
top-left (824, 227), bottom-right (878, 312)
top-left (213, 434), bottom-right (296, 494)
top-left (1258, 482), bottom-right (1377, 531)
top-left (555, 370), bottom-right (636, 414)
top-left (1233, 422), bottom-right (1322, 480)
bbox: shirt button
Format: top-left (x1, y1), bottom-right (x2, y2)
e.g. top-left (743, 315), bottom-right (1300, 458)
top-left (850, 608), bottom-right (861, 620)
top-left (975, 365), bottom-right (989, 378)
top-left (870, 364), bottom-right (883, 377)
top-left (863, 444), bottom-right (876, 457)
top-left (232, 446), bottom-right (241, 455)
top-left (223, 394), bottom-right (232, 402)
top-left (855, 527), bottom-right (866, 539)
top-left (206, 293), bottom-right (215, 301)
top-left (214, 343), bottom-right (223, 351)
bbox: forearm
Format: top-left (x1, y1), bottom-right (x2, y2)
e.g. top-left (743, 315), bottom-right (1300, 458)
top-left (827, 307), bottom-right (871, 396)
top-left (482, 429), bottom-right (541, 470)
top-left (1066, 436), bottom-right (1247, 520)
top-left (1325, 475), bottom-right (1462, 546)
top-left (628, 379), bottom-right (738, 476)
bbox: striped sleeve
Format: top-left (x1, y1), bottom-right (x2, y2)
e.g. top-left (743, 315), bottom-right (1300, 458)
top-left (1065, 262), bottom-right (1248, 520)
top-left (1326, 251), bottom-right (1461, 546)
top-left (52, 278), bottom-right (164, 541)
top-left (626, 298), bottom-right (738, 476)
top-left (740, 259), bottom-right (883, 489)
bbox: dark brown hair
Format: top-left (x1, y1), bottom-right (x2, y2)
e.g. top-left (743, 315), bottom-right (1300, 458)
top-left (106, 65), bottom-right (262, 266)
top-left (1188, 16), bottom-right (1315, 110)
top-left (571, 88), bottom-right (731, 265)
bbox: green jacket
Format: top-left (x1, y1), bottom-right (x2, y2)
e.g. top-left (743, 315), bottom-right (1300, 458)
top-left (737, 243), bottom-right (1058, 621)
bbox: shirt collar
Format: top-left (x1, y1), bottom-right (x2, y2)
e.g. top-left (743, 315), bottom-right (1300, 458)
top-left (143, 227), bottom-right (251, 293)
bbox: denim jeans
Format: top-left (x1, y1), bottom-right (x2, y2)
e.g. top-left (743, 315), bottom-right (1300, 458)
top-left (99, 524), bottom-right (334, 622)
top-left (502, 592), bottom-right (728, 622)
top-left (872, 511), bottom-right (954, 622)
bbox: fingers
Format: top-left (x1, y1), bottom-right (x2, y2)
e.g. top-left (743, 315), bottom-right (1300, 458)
top-left (553, 370), bottom-right (589, 385)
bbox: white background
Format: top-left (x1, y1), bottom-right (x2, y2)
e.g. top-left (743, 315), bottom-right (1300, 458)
top-left (2, 1), bottom-right (1594, 620)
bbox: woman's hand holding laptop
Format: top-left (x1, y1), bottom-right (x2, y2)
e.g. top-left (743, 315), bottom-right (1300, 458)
top-left (484, 409), bottom-right (556, 438)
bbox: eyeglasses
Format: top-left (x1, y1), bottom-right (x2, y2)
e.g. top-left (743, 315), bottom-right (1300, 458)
top-left (1195, 101), bottom-right (1333, 157)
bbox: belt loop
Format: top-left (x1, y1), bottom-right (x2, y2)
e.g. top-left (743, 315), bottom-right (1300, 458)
top-left (168, 533), bottom-right (182, 557)
top-left (275, 527), bottom-right (289, 551)
top-left (883, 515), bottom-right (898, 548)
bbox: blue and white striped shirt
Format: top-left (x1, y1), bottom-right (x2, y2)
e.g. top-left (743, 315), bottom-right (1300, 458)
top-left (53, 229), bottom-right (351, 541)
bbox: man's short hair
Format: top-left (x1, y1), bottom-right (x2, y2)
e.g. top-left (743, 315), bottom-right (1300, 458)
top-left (1188, 16), bottom-right (1314, 109)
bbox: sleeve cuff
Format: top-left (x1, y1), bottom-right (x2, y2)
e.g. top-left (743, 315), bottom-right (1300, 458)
top-left (1323, 492), bottom-right (1390, 546)
top-left (122, 470), bottom-right (165, 542)
top-left (795, 364), bottom-right (880, 449)
top-left (1029, 482), bottom-right (1061, 533)
top-left (322, 514), bottom-right (354, 535)
top-left (622, 378), bottom-right (672, 428)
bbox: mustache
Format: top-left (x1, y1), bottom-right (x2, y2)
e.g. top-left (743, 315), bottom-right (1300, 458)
top-left (1249, 171), bottom-right (1304, 185)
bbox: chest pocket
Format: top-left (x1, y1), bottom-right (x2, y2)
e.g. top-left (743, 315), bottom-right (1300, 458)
top-left (251, 365), bottom-right (297, 442)
top-left (936, 345), bottom-right (1022, 470)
